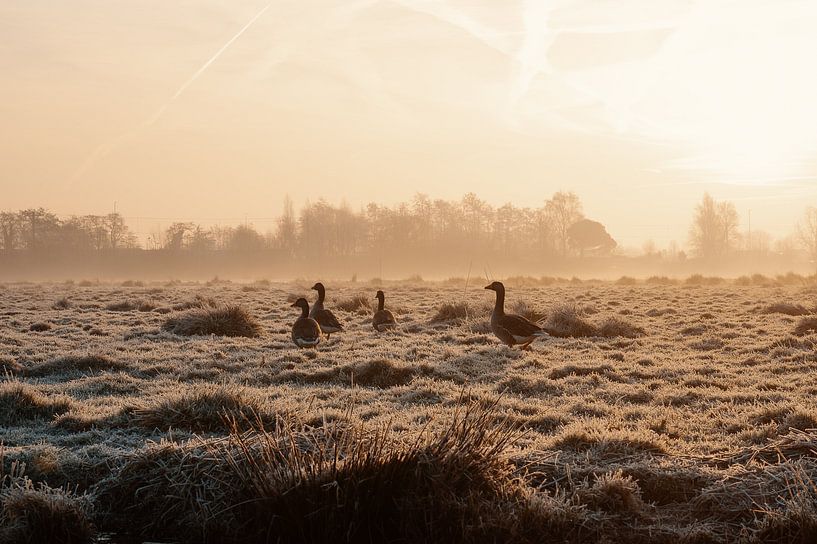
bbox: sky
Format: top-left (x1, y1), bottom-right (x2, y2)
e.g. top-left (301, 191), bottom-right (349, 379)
top-left (2, 0), bottom-right (817, 248)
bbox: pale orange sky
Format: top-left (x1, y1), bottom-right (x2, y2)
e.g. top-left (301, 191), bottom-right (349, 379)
top-left (2, 0), bottom-right (817, 248)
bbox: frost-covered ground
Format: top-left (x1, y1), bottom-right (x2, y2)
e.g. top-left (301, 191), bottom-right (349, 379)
top-left (2, 278), bottom-right (817, 542)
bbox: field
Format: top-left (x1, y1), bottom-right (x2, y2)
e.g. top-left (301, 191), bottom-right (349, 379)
top-left (2, 277), bottom-right (817, 543)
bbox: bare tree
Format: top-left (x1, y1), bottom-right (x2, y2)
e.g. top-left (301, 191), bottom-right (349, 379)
top-left (18, 208), bottom-right (60, 250)
top-left (106, 213), bottom-right (137, 249)
top-left (188, 226), bottom-right (215, 252)
top-left (718, 201), bottom-right (740, 253)
top-left (0, 212), bottom-right (19, 251)
top-left (164, 222), bottom-right (195, 251)
top-left (689, 193), bottom-right (738, 258)
top-left (275, 195), bottom-right (298, 254)
top-left (798, 207), bottom-right (817, 269)
top-left (545, 191), bottom-right (584, 256)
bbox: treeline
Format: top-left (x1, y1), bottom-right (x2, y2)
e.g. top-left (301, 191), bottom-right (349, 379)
top-left (0, 192), bottom-right (616, 260)
top-left (2, 192), bottom-right (814, 265)
top-left (162, 192), bottom-right (618, 259)
top-left (0, 209), bottom-right (137, 252)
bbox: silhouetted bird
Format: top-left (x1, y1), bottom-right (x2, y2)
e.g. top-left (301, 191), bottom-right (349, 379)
top-left (310, 282), bottom-right (343, 338)
top-left (484, 281), bottom-right (548, 350)
top-left (372, 290), bottom-right (397, 332)
top-left (291, 298), bottom-right (321, 348)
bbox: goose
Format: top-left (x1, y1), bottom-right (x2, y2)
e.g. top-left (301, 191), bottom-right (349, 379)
top-left (484, 281), bottom-right (548, 350)
top-left (309, 282), bottom-right (343, 338)
top-left (372, 290), bottom-right (397, 331)
top-left (291, 298), bottom-right (321, 348)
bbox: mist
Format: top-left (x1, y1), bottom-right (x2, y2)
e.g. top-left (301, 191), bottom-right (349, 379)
top-left (1, 191), bottom-right (814, 282)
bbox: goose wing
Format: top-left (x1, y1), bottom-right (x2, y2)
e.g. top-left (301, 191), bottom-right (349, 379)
top-left (490, 323), bottom-right (516, 346)
top-left (498, 314), bottom-right (542, 338)
top-left (314, 309), bottom-right (343, 331)
top-left (373, 309), bottom-right (396, 330)
top-left (293, 317), bottom-right (321, 342)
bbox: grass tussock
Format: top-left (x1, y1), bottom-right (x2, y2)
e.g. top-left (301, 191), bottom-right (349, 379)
top-left (52, 297), bottom-right (71, 310)
top-left (541, 305), bottom-right (641, 338)
top-left (336, 294), bottom-right (373, 314)
top-left (105, 299), bottom-right (156, 312)
top-left (349, 359), bottom-right (417, 388)
top-left (645, 276), bottom-right (677, 285)
top-left (794, 317), bottom-right (817, 336)
top-left (29, 322), bottom-right (51, 332)
top-left (162, 305), bottom-right (262, 337)
top-left (576, 471), bottom-right (645, 515)
top-left (551, 425), bottom-right (666, 458)
top-left (543, 304), bottom-right (598, 338)
top-left (98, 400), bottom-right (589, 543)
top-left (763, 302), bottom-right (811, 316)
top-left (133, 384), bottom-right (275, 432)
top-left (430, 302), bottom-right (471, 323)
top-left (512, 301), bottom-right (547, 323)
top-left (685, 274), bottom-right (726, 286)
top-left (597, 317), bottom-right (645, 338)
top-left (278, 359), bottom-right (419, 389)
top-left (430, 302), bottom-right (490, 323)
top-left (0, 381), bottom-right (72, 426)
top-left (25, 354), bottom-right (124, 378)
top-left (0, 463), bottom-right (94, 544)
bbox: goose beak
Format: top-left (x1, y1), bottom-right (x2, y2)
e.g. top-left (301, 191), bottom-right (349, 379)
top-left (290, 302), bottom-right (298, 307)
top-left (484, 284), bottom-right (492, 290)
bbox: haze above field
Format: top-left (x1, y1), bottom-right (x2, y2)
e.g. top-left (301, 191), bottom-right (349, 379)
top-left (3, 0), bottom-right (817, 246)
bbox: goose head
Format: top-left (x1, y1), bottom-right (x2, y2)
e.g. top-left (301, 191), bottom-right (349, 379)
top-left (291, 298), bottom-right (309, 313)
top-left (484, 281), bottom-right (505, 293)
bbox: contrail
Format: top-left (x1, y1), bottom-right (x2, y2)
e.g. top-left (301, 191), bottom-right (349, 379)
top-left (71, 2), bottom-right (273, 182)
top-left (144, 1), bottom-right (273, 126)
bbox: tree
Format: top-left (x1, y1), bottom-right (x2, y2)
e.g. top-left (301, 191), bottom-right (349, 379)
top-left (718, 201), bottom-right (740, 253)
top-left (567, 219), bottom-right (616, 256)
top-left (227, 224), bottom-right (265, 252)
top-left (0, 212), bottom-right (19, 251)
top-left (461, 192), bottom-right (492, 244)
top-left (188, 226), bottom-right (215, 252)
top-left (81, 215), bottom-right (110, 250)
top-left (60, 216), bottom-right (93, 250)
top-left (689, 193), bottom-right (738, 258)
top-left (18, 208), bottom-right (60, 250)
top-left (798, 207), bottom-right (817, 269)
top-left (164, 222), bottom-right (195, 251)
top-left (275, 195), bottom-right (298, 254)
top-left (106, 213), bottom-right (137, 249)
top-left (545, 191), bottom-right (584, 256)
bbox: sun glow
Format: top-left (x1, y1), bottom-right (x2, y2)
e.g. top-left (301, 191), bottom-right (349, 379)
top-left (509, 1), bottom-right (817, 184)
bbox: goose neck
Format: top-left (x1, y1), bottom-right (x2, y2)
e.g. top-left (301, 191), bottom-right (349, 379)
top-left (493, 288), bottom-right (505, 316)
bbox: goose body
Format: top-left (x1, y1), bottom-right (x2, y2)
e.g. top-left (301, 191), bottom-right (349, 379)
top-left (373, 290), bottom-right (397, 332)
top-left (291, 298), bottom-right (321, 348)
top-left (309, 282), bottom-right (343, 337)
top-left (484, 281), bottom-right (548, 350)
